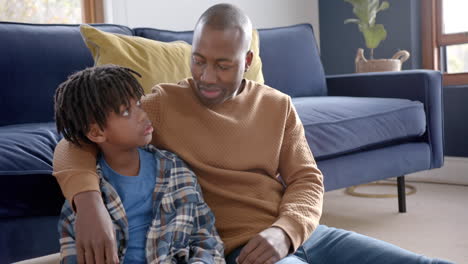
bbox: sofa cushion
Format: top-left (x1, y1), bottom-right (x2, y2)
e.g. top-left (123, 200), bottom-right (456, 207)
top-left (133, 28), bottom-right (194, 43)
top-left (0, 122), bottom-right (60, 175)
top-left (258, 24), bottom-right (327, 97)
top-left (0, 216), bottom-right (60, 263)
top-left (0, 22), bottom-right (133, 127)
top-left (0, 173), bottom-right (63, 219)
top-left (133, 27), bottom-right (264, 85)
top-left (293, 96), bottom-right (426, 160)
top-left (0, 122), bottom-right (64, 218)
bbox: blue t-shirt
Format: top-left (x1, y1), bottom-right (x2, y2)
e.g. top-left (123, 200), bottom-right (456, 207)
top-left (99, 148), bottom-right (157, 264)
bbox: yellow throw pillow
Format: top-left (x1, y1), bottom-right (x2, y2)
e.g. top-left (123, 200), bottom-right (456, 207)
top-left (80, 24), bottom-right (191, 94)
top-left (245, 29), bottom-right (264, 84)
top-left (80, 25), bottom-right (264, 94)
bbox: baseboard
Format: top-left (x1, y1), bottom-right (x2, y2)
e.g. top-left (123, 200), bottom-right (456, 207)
top-left (405, 156), bottom-right (468, 185)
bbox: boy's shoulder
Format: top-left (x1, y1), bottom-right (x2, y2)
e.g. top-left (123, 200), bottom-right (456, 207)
top-left (141, 145), bottom-right (187, 166)
top-left (142, 145), bottom-right (200, 195)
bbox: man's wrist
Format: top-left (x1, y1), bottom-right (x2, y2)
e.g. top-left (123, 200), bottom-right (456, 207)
top-left (272, 226), bottom-right (293, 253)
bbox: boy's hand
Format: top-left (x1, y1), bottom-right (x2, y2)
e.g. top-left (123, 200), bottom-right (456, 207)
top-left (74, 191), bottom-right (119, 264)
top-left (237, 227), bottom-right (291, 264)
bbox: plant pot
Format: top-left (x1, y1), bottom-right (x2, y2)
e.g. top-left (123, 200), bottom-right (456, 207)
top-left (355, 48), bottom-right (410, 73)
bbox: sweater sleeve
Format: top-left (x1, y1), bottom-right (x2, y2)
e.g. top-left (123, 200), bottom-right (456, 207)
top-left (53, 140), bottom-right (100, 203)
top-left (271, 97), bottom-right (324, 252)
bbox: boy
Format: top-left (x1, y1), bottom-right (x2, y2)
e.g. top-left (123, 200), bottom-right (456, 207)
top-left (54, 64), bottom-right (225, 263)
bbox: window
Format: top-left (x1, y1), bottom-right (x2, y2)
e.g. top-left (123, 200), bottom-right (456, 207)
top-left (0, 0), bottom-right (103, 24)
top-left (422, 0), bottom-right (468, 86)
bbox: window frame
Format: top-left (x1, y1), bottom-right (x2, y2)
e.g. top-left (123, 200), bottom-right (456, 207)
top-left (422, 0), bottom-right (468, 86)
top-left (82, 0), bottom-right (104, 23)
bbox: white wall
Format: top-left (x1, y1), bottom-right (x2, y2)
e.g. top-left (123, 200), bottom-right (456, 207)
top-left (104, 0), bottom-right (320, 45)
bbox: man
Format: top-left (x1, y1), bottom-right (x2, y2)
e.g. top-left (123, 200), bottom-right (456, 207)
top-left (53, 3), bottom-right (450, 264)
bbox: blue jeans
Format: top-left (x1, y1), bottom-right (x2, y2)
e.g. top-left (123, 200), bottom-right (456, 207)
top-left (225, 225), bottom-right (453, 264)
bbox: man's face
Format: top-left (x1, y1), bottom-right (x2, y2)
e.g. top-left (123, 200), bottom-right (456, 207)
top-left (191, 25), bottom-right (252, 106)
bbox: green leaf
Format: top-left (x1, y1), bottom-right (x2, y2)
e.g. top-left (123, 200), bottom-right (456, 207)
top-left (378, 1), bottom-right (390, 12)
top-left (344, 18), bottom-right (360, 24)
top-left (351, 0), bottom-right (372, 26)
top-left (360, 24), bottom-right (387, 49)
top-left (343, 0), bottom-right (390, 49)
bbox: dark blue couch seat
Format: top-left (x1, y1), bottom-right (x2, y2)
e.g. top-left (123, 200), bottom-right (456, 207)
top-left (293, 97), bottom-right (426, 160)
top-left (0, 122), bottom-right (64, 218)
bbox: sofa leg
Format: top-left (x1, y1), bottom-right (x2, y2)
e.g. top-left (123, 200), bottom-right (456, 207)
top-left (397, 176), bottom-right (406, 213)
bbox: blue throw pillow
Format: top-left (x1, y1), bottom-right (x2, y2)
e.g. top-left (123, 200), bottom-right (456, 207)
top-left (0, 122), bottom-right (61, 175)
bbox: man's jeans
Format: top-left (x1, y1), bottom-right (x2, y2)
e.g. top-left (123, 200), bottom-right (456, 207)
top-left (226, 225), bottom-right (454, 264)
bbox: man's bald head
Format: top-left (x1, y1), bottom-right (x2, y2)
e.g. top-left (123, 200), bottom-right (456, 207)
top-left (195, 3), bottom-right (252, 51)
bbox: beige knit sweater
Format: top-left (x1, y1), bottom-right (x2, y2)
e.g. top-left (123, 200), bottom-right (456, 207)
top-left (53, 78), bottom-right (324, 254)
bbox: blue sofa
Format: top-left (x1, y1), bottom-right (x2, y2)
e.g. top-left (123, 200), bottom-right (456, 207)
top-left (0, 21), bottom-right (444, 263)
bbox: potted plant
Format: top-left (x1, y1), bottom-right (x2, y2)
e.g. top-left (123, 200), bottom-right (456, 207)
top-left (344, 0), bottom-right (410, 73)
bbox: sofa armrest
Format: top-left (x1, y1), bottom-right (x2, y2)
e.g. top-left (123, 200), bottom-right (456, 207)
top-left (326, 69), bottom-right (444, 168)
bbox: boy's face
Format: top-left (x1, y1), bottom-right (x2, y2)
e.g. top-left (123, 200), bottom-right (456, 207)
top-left (89, 98), bottom-right (153, 150)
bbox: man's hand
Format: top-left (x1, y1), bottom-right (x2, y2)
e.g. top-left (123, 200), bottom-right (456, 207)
top-left (237, 227), bottom-right (291, 264)
top-left (74, 191), bottom-right (119, 264)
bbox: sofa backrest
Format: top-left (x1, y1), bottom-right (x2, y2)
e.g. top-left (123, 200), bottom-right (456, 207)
top-left (0, 22), bottom-right (326, 127)
top-left (134, 23), bottom-right (327, 98)
top-left (0, 22), bottom-right (133, 126)
top-left (258, 24), bottom-right (326, 97)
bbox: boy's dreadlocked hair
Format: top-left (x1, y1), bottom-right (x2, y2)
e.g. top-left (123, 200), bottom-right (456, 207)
top-left (54, 64), bottom-right (144, 147)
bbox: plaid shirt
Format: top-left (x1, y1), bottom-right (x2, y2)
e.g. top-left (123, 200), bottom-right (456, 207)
top-left (58, 145), bottom-right (225, 264)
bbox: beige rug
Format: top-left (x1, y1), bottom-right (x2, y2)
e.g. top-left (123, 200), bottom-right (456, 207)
top-left (320, 180), bottom-right (468, 264)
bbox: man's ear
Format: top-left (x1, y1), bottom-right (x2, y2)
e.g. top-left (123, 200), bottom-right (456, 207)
top-left (244, 50), bottom-right (253, 72)
top-left (86, 123), bottom-right (106, 144)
